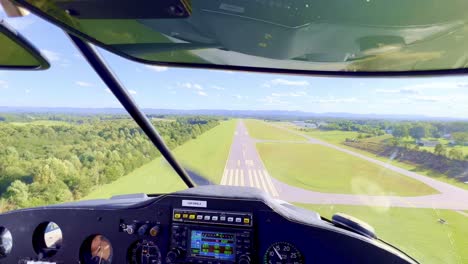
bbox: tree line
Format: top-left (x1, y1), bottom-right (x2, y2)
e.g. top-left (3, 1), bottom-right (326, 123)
top-left (0, 115), bottom-right (220, 211)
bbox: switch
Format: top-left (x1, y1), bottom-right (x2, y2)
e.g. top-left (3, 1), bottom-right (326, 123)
top-left (124, 223), bottom-right (136, 235)
top-left (243, 218), bottom-right (250, 224)
top-left (174, 213), bottom-right (181, 219)
top-left (189, 214), bottom-right (196, 220)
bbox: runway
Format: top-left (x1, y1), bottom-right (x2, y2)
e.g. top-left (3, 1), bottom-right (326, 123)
top-left (220, 120), bottom-right (468, 210)
top-left (220, 121), bottom-right (279, 197)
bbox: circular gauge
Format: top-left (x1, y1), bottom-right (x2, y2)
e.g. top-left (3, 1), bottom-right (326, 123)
top-left (80, 235), bottom-right (113, 264)
top-left (264, 242), bottom-right (304, 264)
top-left (0, 226), bottom-right (12, 258)
top-left (33, 222), bottom-right (63, 258)
top-left (128, 239), bottom-right (161, 264)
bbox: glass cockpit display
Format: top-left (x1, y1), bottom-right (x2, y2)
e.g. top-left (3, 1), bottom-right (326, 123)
top-left (190, 230), bottom-right (236, 261)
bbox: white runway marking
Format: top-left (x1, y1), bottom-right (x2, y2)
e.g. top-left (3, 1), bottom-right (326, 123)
top-left (220, 170), bottom-right (228, 185)
top-left (263, 170), bottom-right (279, 197)
top-left (240, 170), bottom-right (245, 186)
top-left (248, 170), bottom-right (254, 187)
top-left (257, 170), bottom-right (271, 196)
top-left (253, 170), bottom-right (261, 189)
top-left (228, 169), bottom-right (234, 185)
top-left (234, 169), bottom-right (239, 186)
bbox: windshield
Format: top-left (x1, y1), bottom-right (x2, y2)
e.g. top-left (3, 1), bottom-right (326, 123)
top-left (13, 0), bottom-right (468, 73)
top-left (1, 7), bottom-right (468, 264)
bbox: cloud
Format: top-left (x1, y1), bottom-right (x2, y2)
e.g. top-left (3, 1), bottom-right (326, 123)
top-left (75, 81), bottom-right (94, 87)
top-left (5, 17), bottom-right (34, 30)
top-left (179, 82), bottom-right (203, 90)
top-left (25, 89), bottom-right (31, 94)
top-left (129, 89), bottom-right (137, 95)
top-left (271, 91), bottom-right (307, 97)
top-left (263, 78), bottom-right (310, 87)
top-left (145, 65), bottom-right (169, 72)
top-left (376, 81), bottom-right (467, 95)
top-left (212, 86), bottom-right (225, 90)
top-left (232, 94), bottom-right (245, 100)
top-left (40, 49), bottom-right (61, 62)
top-left (197, 91), bottom-right (208, 96)
top-left (310, 97), bottom-right (359, 104)
top-left (258, 96), bottom-right (291, 106)
top-left (0, 80), bottom-right (8, 89)
top-left (105, 88), bottom-right (112, 94)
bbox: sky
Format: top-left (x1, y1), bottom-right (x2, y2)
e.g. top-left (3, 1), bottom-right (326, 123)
top-left (1, 7), bottom-right (468, 118)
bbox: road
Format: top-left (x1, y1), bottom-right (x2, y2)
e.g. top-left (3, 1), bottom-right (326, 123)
top-left (221, 120), bottom-right (468, 210)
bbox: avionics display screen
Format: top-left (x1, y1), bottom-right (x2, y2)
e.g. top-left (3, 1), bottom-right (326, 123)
top-left (190, 230), bottom-right (236, 261)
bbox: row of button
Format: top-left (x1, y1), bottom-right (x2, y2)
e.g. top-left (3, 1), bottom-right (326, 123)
top-left (174, 213), bottom-right (251, 224)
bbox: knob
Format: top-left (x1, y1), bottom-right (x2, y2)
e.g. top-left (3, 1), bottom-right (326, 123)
top-left (137, 224), bottom-right (149, 236)
top-left (166, 247), bottom-right (184, 263)
top-left (149, 225), bottom-right (160, 237)
top-left (238, 254), bottom-right (251, 264)
top-left (124, 223), bottom-right (137, 235)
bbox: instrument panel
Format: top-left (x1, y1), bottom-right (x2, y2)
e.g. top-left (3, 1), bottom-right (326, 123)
top-left (0, 186), bottom-right (418, 264)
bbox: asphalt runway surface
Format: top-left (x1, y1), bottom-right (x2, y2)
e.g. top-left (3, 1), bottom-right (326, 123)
top-left (221, 121), bottom-right (468, 211)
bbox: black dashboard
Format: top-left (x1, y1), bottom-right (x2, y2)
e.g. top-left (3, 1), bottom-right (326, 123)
top-left (0, 186), bottom-right (418, 264)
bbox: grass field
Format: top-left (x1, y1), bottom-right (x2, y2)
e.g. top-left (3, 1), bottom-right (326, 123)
top-left (284, 125), bottom-right (468, 191)
top-left (84, 120), bottom-right (236, 199)
top-left (257, 143), bottom-right (436, 196)
top-left (173, 120), bottom-right (236, 184)
top-left (296, 204), bottom-right (468, 264)
top-left (244, 120), bottom-right (307, 141)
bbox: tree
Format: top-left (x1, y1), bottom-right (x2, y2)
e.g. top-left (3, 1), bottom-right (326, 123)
top-left (392, 125), bottom-right (409, 138)
top-left (434, 144), bottom-right (446, 156)
top-left (452, 132), bottom-right (468, 145)
top-left (409, 125), bottom-right (427, 139)
top-left (5, 180), bottom-right (29, 208)
top-left (448, 149), bottom-right (463, 160)
top-left (34, 164), bottom-right (57, 184)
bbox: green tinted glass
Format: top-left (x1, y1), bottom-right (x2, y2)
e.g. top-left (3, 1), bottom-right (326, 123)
top-left (0, 21), bottom-right (50, 70)
top-left (15, 0), bottom-right (468, 74)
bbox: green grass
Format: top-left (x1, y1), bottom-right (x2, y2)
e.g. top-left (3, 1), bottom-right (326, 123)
top-left (84, 120), bottom-right (236, 199)
top-left (244, 120), bottom-right (307, 141)
top-left (296, 204), bottom-right (468, 264)
top-left (173, 120), bottom-right (236, 184)
top-left (300, 129), bottom-right (360, 144)
top-left (286, 126), bottom-right (468, 191)
top-left (257, 143), bottom-right (437, 196)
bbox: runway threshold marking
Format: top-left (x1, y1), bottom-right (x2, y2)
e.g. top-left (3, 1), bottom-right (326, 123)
top-left (220, 170), bottom-right (228, 185)
top-left (252, 170), bottom-right (261, 189)
top-left (263, 170), bottom-right (279, 197)
top-left (228, 169), bottom-right (234, 185)
top-left (257, 170), bottom-right (271, 196)
top-left (240, 170), bottom-right (245, 186)
top-left (248, 170), bottom-right (254, 187)
top-left (234, 169), bottom-right (239, 186)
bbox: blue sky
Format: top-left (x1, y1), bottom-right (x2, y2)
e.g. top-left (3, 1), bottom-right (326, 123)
top-left (1, 7), bottom-right (467, 118)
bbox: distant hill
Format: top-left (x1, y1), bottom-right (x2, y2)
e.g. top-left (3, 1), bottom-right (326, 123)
top-left (0, 106), bottom-right (466, 121)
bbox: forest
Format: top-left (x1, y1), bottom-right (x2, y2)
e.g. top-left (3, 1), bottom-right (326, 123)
top-left (0, 114), bottom-right (220, 211)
